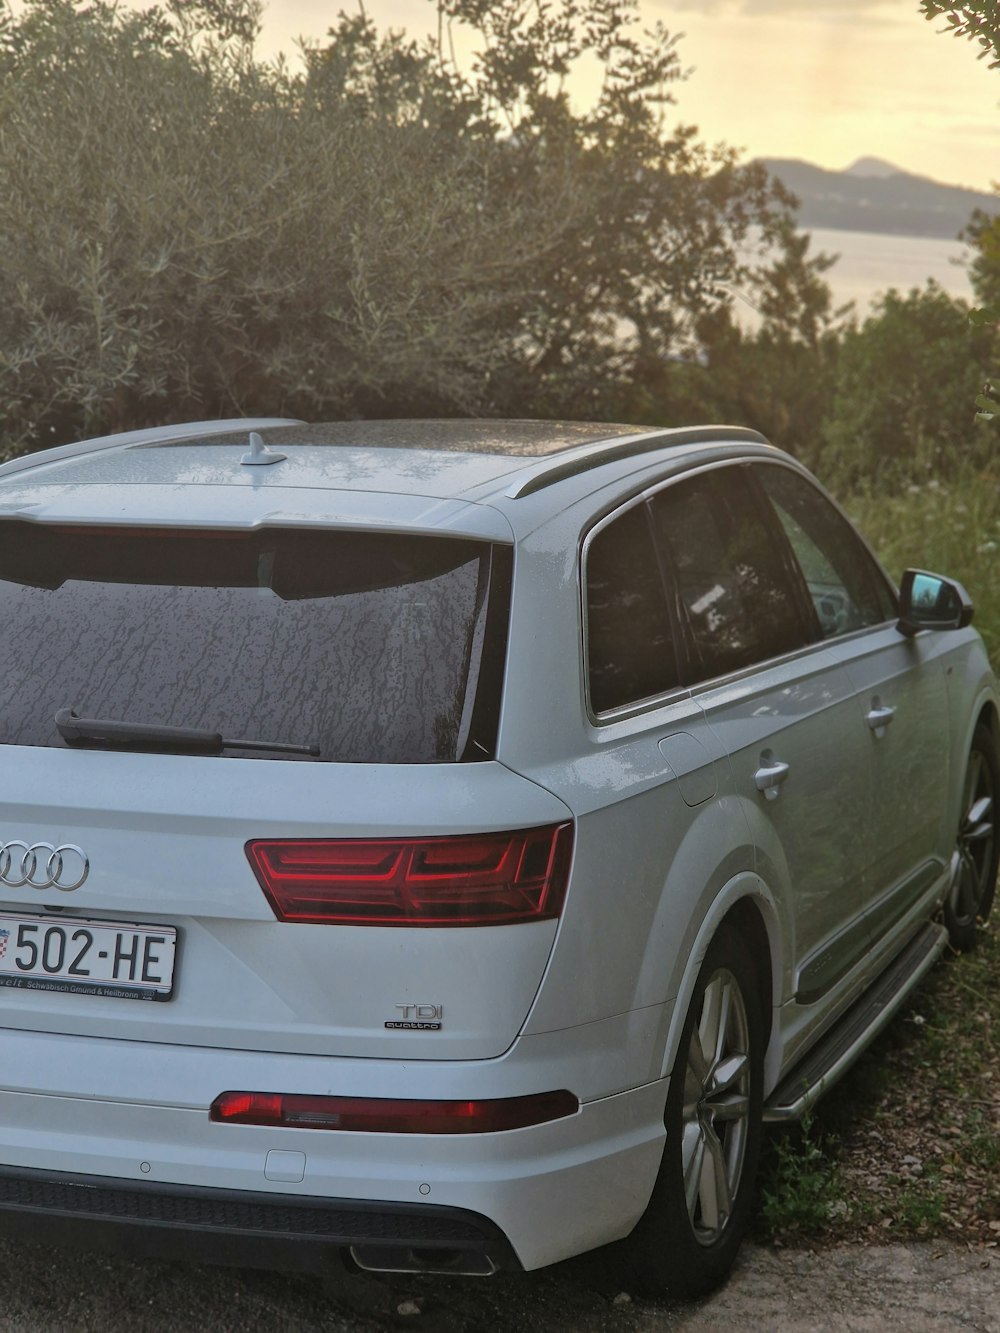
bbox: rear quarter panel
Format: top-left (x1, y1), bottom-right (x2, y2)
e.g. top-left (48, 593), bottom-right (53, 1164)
top-left (495, 483), bottom-right (781, 1088)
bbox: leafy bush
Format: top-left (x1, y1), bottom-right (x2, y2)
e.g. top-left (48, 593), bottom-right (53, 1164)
top-left (0, 0), bottom-right (556, 446)
top-left (0, 0), bottom-right (796, 452)
top-left (821, 283), bottom-right (996, 487)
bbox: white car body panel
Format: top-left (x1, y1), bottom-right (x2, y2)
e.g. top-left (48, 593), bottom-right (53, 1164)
top-left (0, 749), bottom-right (571, 1058)
top-left (0, 416), bottom-right (993, 1280)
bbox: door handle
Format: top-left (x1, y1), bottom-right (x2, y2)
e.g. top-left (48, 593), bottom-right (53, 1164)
top-left (866, 704), bottom-right (895, 738)
top-left (754, 758), bottom-right (790, 801)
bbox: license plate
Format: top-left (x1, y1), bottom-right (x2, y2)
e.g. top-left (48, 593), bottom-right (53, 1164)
top-left (0, 911), bottom-right (177, 1001)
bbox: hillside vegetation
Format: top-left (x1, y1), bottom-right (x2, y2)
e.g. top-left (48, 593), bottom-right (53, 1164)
top-left (0, 0), bottom-right (814, 452)
top-left (0, 0), bottom-right (997, 611)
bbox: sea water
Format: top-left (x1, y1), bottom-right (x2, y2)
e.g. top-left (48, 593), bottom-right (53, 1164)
top-left (808, 227), bottom-right (973, 315)
top-left (737, 227), bottom-right (974, 322)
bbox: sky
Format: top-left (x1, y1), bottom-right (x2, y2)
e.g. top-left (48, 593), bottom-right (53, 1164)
top-left (255, 0), bottom-right (1000, 193)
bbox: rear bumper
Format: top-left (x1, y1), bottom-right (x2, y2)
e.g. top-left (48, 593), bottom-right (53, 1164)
top-left (0, 1024), bottom-right (670, 1272)
top-left (0, 1166), bottom-right (519, 1275)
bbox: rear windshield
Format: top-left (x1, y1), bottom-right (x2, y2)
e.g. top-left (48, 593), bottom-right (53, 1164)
top-left (0, 524), bottom-right (511, 763)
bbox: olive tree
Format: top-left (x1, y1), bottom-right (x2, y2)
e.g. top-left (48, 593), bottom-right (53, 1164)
top-left (0, 0), bottom-right (800, 452)
top-left (919, 2), bottom-right (1000, 419)
top-left (920, 2), bottom-right (1000, 65)
top-left (0, 0), bottom-right (565, 447)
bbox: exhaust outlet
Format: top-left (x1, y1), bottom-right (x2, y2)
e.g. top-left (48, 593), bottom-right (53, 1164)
top-left (349, 1244), bottom-right (497, 1277)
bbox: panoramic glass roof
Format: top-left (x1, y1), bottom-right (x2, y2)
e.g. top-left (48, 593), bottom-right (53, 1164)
top-left (134, 419), bottom-right (642, 458)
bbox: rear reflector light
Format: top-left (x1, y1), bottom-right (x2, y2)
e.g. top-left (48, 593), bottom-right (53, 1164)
top-left (210, 1090), bottom-right (579, 1134)
top-left (246, 823), bottom-right (573, 926)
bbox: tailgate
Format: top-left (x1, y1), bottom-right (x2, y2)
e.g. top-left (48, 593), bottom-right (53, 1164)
top-left (0, 748), bottom-right (572, 1059)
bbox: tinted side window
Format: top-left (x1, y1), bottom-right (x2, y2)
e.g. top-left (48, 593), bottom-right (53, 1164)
top-left (756, 465), bottom-right (897, 640)
top-left (586, 503), bottom-right (679, 713)
top-left (649, 469), bottom-right (805, 683)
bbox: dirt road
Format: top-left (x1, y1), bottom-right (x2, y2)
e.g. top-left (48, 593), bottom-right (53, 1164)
top-left (0, 1236), bottom-right (996, 1331)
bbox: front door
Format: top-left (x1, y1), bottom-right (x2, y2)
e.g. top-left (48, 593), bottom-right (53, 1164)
top-left (752, 462), bottom-right (951, 952)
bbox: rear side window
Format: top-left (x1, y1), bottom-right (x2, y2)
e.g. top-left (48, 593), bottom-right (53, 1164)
top-left (0, 524), bottom-right (510, 763)
top-left (649, 468), bottom-right (806, 683)
top-left (755, 464), bottom-right (897, 639)
top-left (586, 502), bottom-right (679, 713)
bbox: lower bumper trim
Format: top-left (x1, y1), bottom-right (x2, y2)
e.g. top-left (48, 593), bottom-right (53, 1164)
top-left (0, 1164), bottom-right (521, 1275)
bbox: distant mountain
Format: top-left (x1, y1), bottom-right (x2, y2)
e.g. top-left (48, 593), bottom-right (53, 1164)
top-left (843, 156), bottom-right (899, 180)
top-left (757, 157), bottom-right (1000, 239)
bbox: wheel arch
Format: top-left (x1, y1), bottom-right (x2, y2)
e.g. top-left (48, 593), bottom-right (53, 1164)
top-left (658, 879), bottom-right (782, 1089)
top-left (975, 698), bottom-right (999, 753)
top-left (951, 688), bottom-right (1000, 834)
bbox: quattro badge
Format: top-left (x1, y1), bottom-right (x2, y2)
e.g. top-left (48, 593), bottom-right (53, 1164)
top-left (385, 1003), bottom-right (443, 1031)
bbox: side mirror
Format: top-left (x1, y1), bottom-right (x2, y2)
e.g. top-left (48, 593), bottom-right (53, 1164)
top-left (897, 569), bottom-right (974, 637)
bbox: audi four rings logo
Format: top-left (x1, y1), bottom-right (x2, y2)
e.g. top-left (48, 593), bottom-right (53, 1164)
top-left (0, 842), bottom-right (89, 891)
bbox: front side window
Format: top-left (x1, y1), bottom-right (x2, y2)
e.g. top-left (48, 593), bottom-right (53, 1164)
top-left (649, 468), bottom-right (806, 683)
top-left (586, 502), bottom-right (679, 713)
top-left (0, 523), bottom-right (509, 763)
top-left (755, 464), bottom-right (897, 640)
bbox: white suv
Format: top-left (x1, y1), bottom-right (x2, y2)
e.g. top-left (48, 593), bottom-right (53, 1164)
top-left (0, 417), bottom-right (993, 1297)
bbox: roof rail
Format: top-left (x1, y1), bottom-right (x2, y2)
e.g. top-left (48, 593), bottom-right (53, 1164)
top-left (0, 418), bottom-right (305, 483)
top-left (505, 425), bottom-right (771, 499)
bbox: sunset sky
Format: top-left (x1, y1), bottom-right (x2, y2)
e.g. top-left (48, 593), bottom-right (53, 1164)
top-left (256, 0), bottom-right (1000, 193)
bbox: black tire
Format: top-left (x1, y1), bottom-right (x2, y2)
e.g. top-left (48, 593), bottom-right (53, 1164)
top-left (945, 722), bottom-right (1000, 951)
top-left (620, 926), bottom-right (764, 1299)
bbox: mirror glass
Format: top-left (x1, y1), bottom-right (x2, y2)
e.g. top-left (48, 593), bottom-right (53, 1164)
top-left (910, 573), bottom-right (951, 617)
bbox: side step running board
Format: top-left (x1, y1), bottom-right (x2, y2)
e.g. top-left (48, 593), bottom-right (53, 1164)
top-left (763, 922), bottom-right (948, 1123)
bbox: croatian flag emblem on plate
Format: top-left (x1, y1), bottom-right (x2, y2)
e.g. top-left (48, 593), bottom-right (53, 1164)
top-left (0, 929), bottom-right (8, 961)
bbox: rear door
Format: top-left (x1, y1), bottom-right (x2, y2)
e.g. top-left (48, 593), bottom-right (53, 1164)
top-left (646, 465), bottom-right (875, 1014)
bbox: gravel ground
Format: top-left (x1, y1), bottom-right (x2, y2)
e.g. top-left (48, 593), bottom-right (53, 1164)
top-left (0, 1237), bottom-right (996, 1331)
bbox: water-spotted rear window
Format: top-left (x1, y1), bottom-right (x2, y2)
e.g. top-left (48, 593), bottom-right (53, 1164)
top-left (0, 524), bottom-right (510, 763)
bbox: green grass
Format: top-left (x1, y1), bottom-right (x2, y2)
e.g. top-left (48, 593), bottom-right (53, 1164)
top-left (845, 463), bottom-right (1000, 665)
top-left (887, 1175), bottom-right (947, 1231)
top-left (755, 928), bottom-right (1000, 1245)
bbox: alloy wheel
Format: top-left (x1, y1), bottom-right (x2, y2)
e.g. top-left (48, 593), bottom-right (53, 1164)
top-left (680, 967), bottom-right (752, 1247)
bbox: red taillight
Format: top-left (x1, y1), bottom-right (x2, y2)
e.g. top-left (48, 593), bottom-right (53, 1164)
top-left (246, 823), bottom-right (573, 926)
top-left (210, 1089), bottom-right (579, 1133)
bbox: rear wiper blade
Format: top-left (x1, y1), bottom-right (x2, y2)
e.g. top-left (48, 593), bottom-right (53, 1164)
top-left (55, 707), bottom-right (320, 757)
